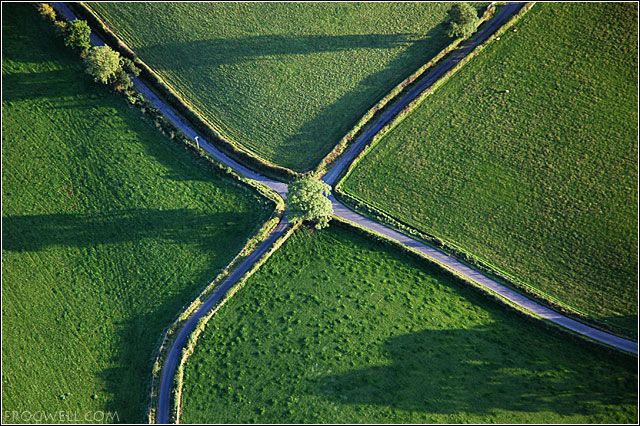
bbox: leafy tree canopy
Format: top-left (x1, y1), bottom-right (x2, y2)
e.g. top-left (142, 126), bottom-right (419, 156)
top-left (447, 3), bottom-right (479, 39)
top-left (287, 177), bottom-right (333, 229)
top-left (85, 45), bottom-right (121, 84)
top-left (64, 19), bottom-right (91, 55)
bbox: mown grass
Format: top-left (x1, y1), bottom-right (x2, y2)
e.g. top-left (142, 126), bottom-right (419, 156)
top-left (88, 2), bottom-right (483, 171)
top-left (179, 224), bottom-right (637, 423)
top-left (341, 3), bottom-right (638, 335)
top-left (1, 4), bottom-right (272, 423)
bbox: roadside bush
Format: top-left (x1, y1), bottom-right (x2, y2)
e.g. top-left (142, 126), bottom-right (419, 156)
top-left (120, 57), bottom-right (141, 77)
top-left (287, 177), bottom-right (333, 229)
top-left (447, 3), bottom-right (479, 38)
top-left (37, 3), bottom-right (57, 22)
top-left (64, 19), bottom-right (91, 56)
top-left (113, 68), bottom-right (133, 92)
top-left (53, 20), bottom-right (68, 35)
top-left (85, 45), bottom-right (121, 84)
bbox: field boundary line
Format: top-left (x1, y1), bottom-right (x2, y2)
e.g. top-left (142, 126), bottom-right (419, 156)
top-left (70, 2), bottom-right (301, 182)
top-left (313, 2), bottom-right (499, 176)
top-left (332, 1), bottom-right (636, 338)
top-left (46, 3), bottom-right (291, 423)
top-left (146, 207), bottom-right (284, 423)
top-left (44, 4), bottom-right (639, 425)
top-left (330, 2), bottom-right (535, 187)
top-left (169, 222), bottom-right (298, 424)
top-left (333, 183), bottom-right (630, 338)
top-left (330, 215), bottom-right (637, 356)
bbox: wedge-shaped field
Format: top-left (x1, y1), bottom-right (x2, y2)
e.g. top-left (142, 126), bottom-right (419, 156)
top-left (341, 3), bottom-right (638, 335)
top-left (180, 224), bottom-right (636, 424)
top-left (2, 5), bottom-right (272, 422)
top-left (88, 2), bottom-right (479, 171)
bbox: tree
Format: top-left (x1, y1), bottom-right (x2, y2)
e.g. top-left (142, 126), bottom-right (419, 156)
top-left (85, 46), bottom-right (121, 84)
top-left (64, 19), bottom-right (91, 56)
top-left (287, 177), bottom-right (333, 229)
top-left (447, 3), bottom-right (479, 39)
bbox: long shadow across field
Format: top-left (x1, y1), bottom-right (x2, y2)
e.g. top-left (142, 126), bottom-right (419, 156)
top-left (315, 326), bottom-right (637, 417)
top-left (2, 209), bottom-right (245, 252)
top-left (282, 23), bottom-right (451, 167)
top-left (136, 34), bottom-right (420, 68)
top-left (133, 28), bottom-right (452, 170)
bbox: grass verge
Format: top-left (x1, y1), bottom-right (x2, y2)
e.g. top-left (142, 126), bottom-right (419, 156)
top-left (178, 222), bottom-right (637, 423)
top-left (2, 4), bottom-right (272, 422)
top-left (339, 2), bottom-right (638, 336)
top-left (86, 2), bottom-right (484, 172)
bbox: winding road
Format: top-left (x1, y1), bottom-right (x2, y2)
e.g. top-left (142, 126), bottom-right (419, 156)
top-left (52, 2), bottom-right (638, 424)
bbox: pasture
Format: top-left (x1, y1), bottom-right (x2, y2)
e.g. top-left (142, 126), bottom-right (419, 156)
top-left (340, 3), bottom-right (638, 335)
top-left (2, 4), bottom-right (271, 422)
top-left (180, 224), bottom-right (637, 423)
top-left (88, 2), bottom-right (480, 171)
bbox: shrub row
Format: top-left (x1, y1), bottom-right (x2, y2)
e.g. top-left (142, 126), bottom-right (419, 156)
top-left (136, 85), bottom-right (287, 425)
top-left (40, 3), bottom-right (287, 421)
top-left (329, 216), bottom-right (632, 357)
top-left (333, 2), bottom-right (620, 335)
top-left (69, 2), bottom-right (300, 182)
top-left (169, 222), bottom-right (299, 424)
top-left (313, 3), bottom-right (499, 177)
top-left (146, 208), bottom-right (285, 423)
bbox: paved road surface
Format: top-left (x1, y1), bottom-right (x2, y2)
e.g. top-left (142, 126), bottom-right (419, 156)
top-left (53, 3), bottom-right (289, 200)
top-left (322, 2), bottom-right (524, 186)
top-left (331, 196), bottom-right (638, 354)
top-left (51, 3), bottom-right (638, 424)
top-left (154, 218), bottom-right (290, 424)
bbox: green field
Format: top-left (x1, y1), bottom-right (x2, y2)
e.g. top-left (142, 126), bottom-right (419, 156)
top-left (2, 4), bottom-right (271, 422)
top-left (341, 3), bottom-right (638, 335)
top-left (88, 2), bottom-right (480, 171)
top-left (180, 224), bottom-right (636, 424)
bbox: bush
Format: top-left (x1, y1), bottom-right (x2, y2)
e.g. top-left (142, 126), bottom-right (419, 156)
top-left (120, 57), bottom-right (141, 77)
top-left (113, 68), bottom-right (133, 92)
top-left (287, 177), bottom-right (333, 229)
top-left (37, 3), bottom-right (57, 22)
top-left (64, 19), bottom-right (92, 56)
top-left (53, 20), bottom-right (68, 36)
top-left (85, 45), bottom-right (121, 84)
top-left (447, 3), bottom-right (479, 39)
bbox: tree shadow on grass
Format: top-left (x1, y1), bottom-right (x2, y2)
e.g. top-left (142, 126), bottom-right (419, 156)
top-left (2, 69), bottom-right (87, 102)
top-left (3, 208), bottom-right (252, 422)
top-left (131, 28), bottom-right (453, 170)
top-left (315, 326), bottom-right (637, 418)
top-left (2, 209), bottom-right (247, 252)
top-left (136, 33), bottom-right (421, 68)
top-left (281, 23), bottom-right (452, 169)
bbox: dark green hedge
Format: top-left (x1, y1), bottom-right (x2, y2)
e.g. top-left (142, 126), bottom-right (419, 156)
top-left (70, 2), bottom-right (300, 183)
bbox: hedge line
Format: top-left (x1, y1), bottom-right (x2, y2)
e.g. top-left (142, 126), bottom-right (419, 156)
top-left (70, 2), bottom-right (300, 182)
top-left (333, 2), bottom-right (628, 337)
top-left (313, 2), bottom-right (498, 177)
top-left (145, 209), bottom-right (283, 423)
top-left (330, 216), bottom-right (634, 357)
top-left (41, 3), bottom-right (287, 421)
top-left (139, 100), bottom-right (286, 423)
top-left (169, 222), bottom-right (299, 424)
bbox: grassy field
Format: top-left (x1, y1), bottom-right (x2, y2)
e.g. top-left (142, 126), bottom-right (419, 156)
top-left (2, 4), bottom-right (272, 423)
top-left (340, 3), bottom-right (638, 335)
top-left (88, 2), bottom-right (482, 171)
top-left (180, 224), bottom-right (636, 423)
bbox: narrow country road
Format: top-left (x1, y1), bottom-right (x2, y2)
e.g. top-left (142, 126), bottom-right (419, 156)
top-left (331, 197), bottom-right (638, 354)
top-left (322, 2), bottom-right (525, 185)
top-left (154, 218), bottom-right (290, 424)
top-left (52, 3), bottom-right (638, 425)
